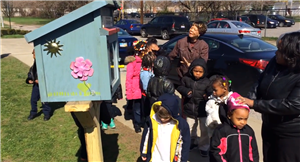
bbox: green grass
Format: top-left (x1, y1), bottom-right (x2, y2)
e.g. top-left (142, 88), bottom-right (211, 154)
top-left (3, 17), bottom-right (54, 25)
top-left (262, 37), bottom-right (278, 42)
top-left (1, 34), bottom-right (25, 38)
top-left (1, 57), bottom-right (140, 162)
top-left (286, 16), bottom-right (300, 22)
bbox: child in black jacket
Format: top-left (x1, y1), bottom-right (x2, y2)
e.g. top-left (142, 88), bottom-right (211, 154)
top-left (177, 58), bottom-right (212, 156)
top-left (26, 49), bottom-right (52, 121)
top-left (146, 55), bottom-right (175, 108)
top-left (209, 92), bottom-right (259, 162)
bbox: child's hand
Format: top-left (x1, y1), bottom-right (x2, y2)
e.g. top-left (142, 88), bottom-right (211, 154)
top-left (141, 156), bottom-right (147, 161)
top-left (203, 94), bottom-right (208, 100)
top-left (187, 91), bottom-right (192, 97)
top-left (35, 80), bottom-right (38, 84)
top-left (28, 80), bottom-right (34, 84)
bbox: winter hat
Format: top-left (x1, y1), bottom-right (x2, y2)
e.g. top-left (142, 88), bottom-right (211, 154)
top-left (227, 92), bottom-right (250, 112)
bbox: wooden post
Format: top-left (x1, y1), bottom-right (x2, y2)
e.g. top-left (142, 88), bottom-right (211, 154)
top-left (140, 0), bottom-right (144, 24)
top-left (65, 101), bottom-right (103, 162)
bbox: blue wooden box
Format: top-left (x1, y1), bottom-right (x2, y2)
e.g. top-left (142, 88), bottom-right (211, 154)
top-left (25, 1), bottom-right (121, 102)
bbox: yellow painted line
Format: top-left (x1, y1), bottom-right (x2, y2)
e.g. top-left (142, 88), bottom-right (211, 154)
top-left (111, 65), bottom-right (125, 68)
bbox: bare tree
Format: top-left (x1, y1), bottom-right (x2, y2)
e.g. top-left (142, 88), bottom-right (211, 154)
top-left (178, 1), bottom-right (203, 13)
top-left (1, 1), bottom-right (16, 17)
top-left (157, 1), bottom-right (174, 12)
top-left (144, 1), bottom-right (156, 13)
top-left (200, 0), bottom-right (224, 20)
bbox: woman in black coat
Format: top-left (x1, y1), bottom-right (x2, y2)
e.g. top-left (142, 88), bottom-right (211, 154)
top-left (241, 31), bottom-right (300, 162)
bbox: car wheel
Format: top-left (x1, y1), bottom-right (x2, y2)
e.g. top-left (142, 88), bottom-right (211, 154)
top-left (161, 30), bottom-right (170, 40)
top-left (279, 22), bottom-right (284, 27)
top-left (141, 29), bottom-right (148, 38)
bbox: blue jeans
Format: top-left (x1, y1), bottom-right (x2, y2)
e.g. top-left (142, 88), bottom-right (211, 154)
top-left (30, 84), bottom-right (51, 116)
top-left (127, 99), bottom-right (142, 126)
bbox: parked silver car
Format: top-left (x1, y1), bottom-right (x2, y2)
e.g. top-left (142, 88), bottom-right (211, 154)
top-left (207, 20), bottom-right (261, 38)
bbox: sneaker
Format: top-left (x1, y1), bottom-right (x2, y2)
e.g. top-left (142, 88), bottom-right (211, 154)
top-left (27, 114), bottom-right (37, 120)
top-left (44, 116), bottom-right (51, 121)
top-left (101, 122), bottom-right (108, 130)
top-left (134, 125), bottom-right (141, 133)
top-left (200, 150), bottom-right (208, 157)
top-left (109, 118), bottom-right (116, 129)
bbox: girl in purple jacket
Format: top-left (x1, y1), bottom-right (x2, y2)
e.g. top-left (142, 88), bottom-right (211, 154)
top-left (125, 41), bottom-right (146, 133)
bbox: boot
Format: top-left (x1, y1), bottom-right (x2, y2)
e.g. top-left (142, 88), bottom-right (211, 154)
top-left (101, 121), bottom-right (108, 130)
top-left (109, 118), bottom-right (116, 129)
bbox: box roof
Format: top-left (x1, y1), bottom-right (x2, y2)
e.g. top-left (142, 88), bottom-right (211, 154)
top-left (25, 0), bottom-right (120, 43)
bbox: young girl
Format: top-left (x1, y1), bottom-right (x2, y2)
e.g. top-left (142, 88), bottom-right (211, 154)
top-left (205, 75), bottom-right (233, 137)
top-left (140, 93), bottom-right (190, 162)
top-left (209, 92), bottom-right (259, 162)
top-left (125, 41), bottom-right (146, 133)
top-left (140, 54), bottom-right (154, 119)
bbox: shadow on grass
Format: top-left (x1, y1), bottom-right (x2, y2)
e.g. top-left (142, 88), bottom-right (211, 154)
top-left (48, 102), bottom-right (66, 116)
top-left (1, 53), bottom-right (10, 59)
top-left (74, 129), bottom-right (119, 162)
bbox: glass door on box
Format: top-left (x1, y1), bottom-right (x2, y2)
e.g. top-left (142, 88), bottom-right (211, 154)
top-left (107, 41), bottom-right (119, 86)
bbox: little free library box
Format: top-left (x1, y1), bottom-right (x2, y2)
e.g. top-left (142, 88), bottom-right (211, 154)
top-left (25, 0), bottom-right (121, 102)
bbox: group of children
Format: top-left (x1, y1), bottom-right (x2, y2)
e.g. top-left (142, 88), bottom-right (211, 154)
top-left (123, 39), bottom-right (259, 162)
top-left (26, 37), bottom-right (259, 161)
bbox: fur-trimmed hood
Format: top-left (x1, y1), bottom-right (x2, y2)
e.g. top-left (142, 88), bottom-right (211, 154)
top-left (124, 56), bottom-right (136, 65)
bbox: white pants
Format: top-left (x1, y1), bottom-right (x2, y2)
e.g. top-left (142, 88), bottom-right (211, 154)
top-left (186, 117), bottom-right (210, 151)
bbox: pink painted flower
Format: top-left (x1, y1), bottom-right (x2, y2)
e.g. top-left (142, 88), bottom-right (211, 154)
top-left (70, 57), bottom-right (94, 81)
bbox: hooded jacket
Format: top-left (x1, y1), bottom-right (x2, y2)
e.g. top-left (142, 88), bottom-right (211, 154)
top-left (205, 92), bottom-right (233, 128)
top-left (147, 56), bottom-right (175, 106)
top-left (249, 57), bottom-right (300, 137)
top-left (140, 93), bottom-right (190, 162)
top-left (209, 97), bottom-right (259, 162)
top-left (177, 58), bottom-right (212, 118)
top-left (125, 55), bottom-right (142, 100)
top-left (26, 60), bottom-right (38, 84)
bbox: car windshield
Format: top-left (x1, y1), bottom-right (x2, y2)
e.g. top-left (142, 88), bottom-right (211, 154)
top-left (231, 22), bottom-right (252, 28)
top-left (117, 28), bottom-right (130, 36)
top-left (129, 20), bottom-right (139, 24)
top-left (176, 17), bottom-right (190, 23)
top-left (277, 15), bottom-right (286, 19)
top-left (225, 37), bottom-right (277, 52)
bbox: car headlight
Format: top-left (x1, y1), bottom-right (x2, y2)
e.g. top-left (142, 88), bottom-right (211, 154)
top-left (285, 20), bottom-right (290, 22)
top-left (269, 21), bottom-right (274, 24)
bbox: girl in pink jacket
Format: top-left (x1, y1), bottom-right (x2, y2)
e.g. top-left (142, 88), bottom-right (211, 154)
top-left (125, 41), bottom-right (146, 133)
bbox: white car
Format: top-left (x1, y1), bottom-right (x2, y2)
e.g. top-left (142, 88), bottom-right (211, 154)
top-left (207, 20), bottom-right (262, 38)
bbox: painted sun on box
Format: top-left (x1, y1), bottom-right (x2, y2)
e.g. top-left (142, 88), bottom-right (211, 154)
top-left (24, 0), bottom-right (121, 102)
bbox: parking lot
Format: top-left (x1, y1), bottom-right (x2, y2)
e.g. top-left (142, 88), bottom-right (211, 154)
top-left (129, 20), bottom-right (299, 44)
top-left (260, 22), bottom-right (300, 37)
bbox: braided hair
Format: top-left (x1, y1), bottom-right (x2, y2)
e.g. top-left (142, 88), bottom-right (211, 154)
top-left (211, 75), bottom-right (230, 90)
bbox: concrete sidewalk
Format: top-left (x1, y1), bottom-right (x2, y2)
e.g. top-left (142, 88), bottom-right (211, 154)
top-left (1, 38), bottom-right (263, 162)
